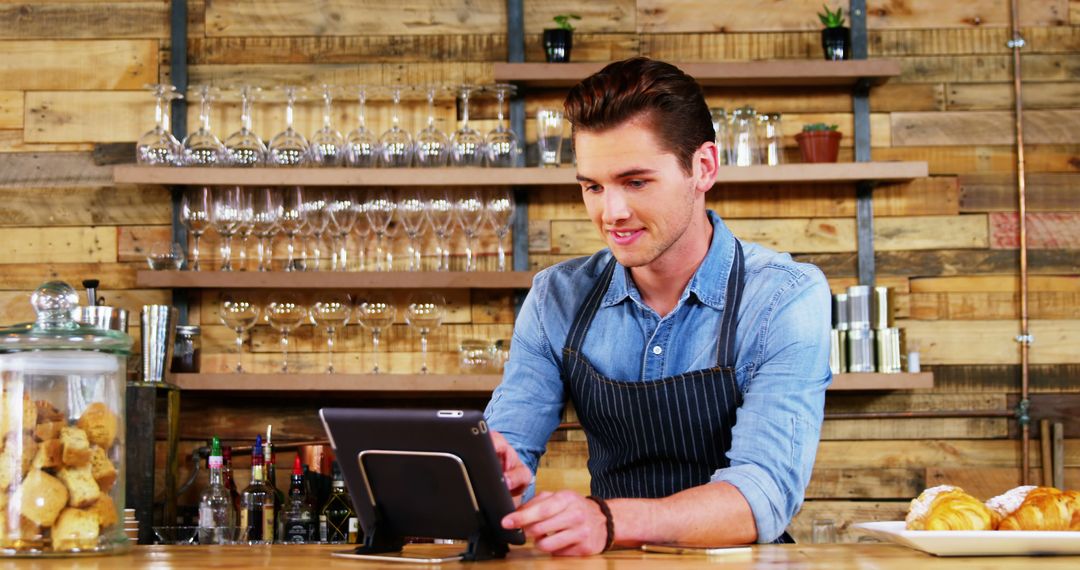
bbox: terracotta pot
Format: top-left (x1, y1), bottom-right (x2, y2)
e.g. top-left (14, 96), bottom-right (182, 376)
top-left (795, 130), bottom-right (843, 163)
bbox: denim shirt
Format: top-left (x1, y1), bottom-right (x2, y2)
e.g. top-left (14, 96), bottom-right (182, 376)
top-left (484, 210), bottom-right (832, 543)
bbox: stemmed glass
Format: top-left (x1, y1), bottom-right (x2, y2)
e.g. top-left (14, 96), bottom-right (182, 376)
top-left (235, 188), bottom-right (256, 271)
top-left (379, 86), bottom-right (414, 167)
top-left (180, 187), bottom-right (212, 271)
top-left (266, 292), bottom-right (307, 373)
top-left (211, 186), bottom-right (243, 271)
top-left (455, 190), bottom-right (485, 271)
top-left (485, 189), bottom-right (515, 271)
top-left (427, 190), bottom-right (455, 271)
top-left (219, 292), bottom-right (260, 373)
top-left (397, 190), bottom-right (428, 271)
top-left (182, 85), bottom-right (227, 166)
top-left (137, 84), bottom-right (183, 165)
top-left (251, 187), bottom-right (281, 272)
top-left (345, 86), bottom-right (379, 167)
top-left (268, 87), bottom-right (310, 167)
top-left (450, 85), bottom-right (485, 167)
top-left (352, 192), bottom-right (371, 271)
top-left (486, 84), bottom-right (520, 167)
top-left (365, 189), bottom-right (396, 271)
top-left (303, 189), bottom-right (332, 270)
top-left (308, 84), bottom-right (345, 166)
top-left (356, 295), bottom-right (396, 374)
top-left (414, 85), bottom-right (449, 167)
top-left (405, 292), bottom-right (444, 374)
top-left (223, 85), bottom-right (267, 167)
top-left (328, 191), bottom-right (359, 271)
top-left (279, 186), bottom-right (307, 271)
top-left (310, 293), bottom-right (351, 374)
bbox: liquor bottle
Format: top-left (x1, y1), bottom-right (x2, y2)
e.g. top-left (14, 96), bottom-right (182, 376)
top-left (282, 456), bottom-right (316, 543)
top-left (264, 425), bottom-right (285, 540)
top-left (320, 462), bottom-right (358, 544)
top-left (239, 435), bottom-right (275, 544)
top-left (222, 445), bottom-right (241, 512)
top-left (197, 437), bottom-right (236, 545)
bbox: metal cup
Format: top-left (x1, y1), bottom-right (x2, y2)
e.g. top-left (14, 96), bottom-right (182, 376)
top-left (876, 327), bottom-right (903, 374)
top-left (871, 286), bottom-right (894, 330)
top-left (141, 305), bottom-right (178, 383)
top-left (847, 328), bottom-right (875, 373)
top-left (846, 285), bottom-right (871, 330)
top-left (72, 305), bottom-right (129, 334)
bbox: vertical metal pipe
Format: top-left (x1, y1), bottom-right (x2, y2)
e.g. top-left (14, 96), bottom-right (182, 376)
top-left (849, 1), bottom-right (875, 285)
top-left (507, 0), bottom-right (530, 292)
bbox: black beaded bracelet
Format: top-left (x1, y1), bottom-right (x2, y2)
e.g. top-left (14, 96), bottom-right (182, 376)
top-left (586, 495), bottom-right (615, 552)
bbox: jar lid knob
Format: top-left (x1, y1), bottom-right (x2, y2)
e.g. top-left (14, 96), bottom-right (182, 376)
top-left (31, 281), bottom-right (79, 328)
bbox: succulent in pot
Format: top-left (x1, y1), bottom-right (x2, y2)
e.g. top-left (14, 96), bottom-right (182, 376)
top-left (818, 4), bottom-right (850, 61)
top-left (795, 123), bottom-right (842, 163)
top-left (543, 14), bottom-right (581, 63)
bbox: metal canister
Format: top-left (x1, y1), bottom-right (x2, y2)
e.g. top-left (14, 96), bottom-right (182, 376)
top-left (871, 286), bottom-right (894, 330)
top-left (846, 285), bottom-right (871, 330)
top-left (876, 327), bottom-right (904, 373)
top-left (847, 328), bottom-right (875, 373)
top-left (829, 329), bottom-right (848, 375)
top-left (832, 293), bottom-right (850, 331)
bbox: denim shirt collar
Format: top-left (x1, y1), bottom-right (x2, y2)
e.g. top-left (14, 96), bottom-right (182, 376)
top-left (602, 210), bottom-right (735, 313)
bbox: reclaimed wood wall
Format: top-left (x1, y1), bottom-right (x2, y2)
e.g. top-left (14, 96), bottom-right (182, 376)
top-left (0, 0), bottom-right (1077, 541)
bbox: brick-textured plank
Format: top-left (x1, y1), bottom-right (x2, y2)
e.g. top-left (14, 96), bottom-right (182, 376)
top-left (989, 212), bottom-right (1080, 249)
top-left (892, 110), bottom-right (1080, 146)
top-left (0, 40), bottom-right (157, 90)
top-left (0, 2), bottom-right (167, 40)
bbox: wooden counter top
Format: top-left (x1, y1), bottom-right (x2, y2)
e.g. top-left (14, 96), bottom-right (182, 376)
top-left (1, 543), bottom-right (1077, 569)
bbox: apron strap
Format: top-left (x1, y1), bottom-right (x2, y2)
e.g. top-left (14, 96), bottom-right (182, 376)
top-left (715, 240), bottom-right (745, 369)
top-left (565, 257), bottom-right (619, 354)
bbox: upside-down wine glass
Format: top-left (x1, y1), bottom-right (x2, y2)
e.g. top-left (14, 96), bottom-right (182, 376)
top-left (303, 188), bottom-right (332, 270)
top-left (414, 85), bottom-right (449, 167)
top-left (486, 84), bottom-right (520, 167)
top-left (183, 85), bottom-right (227, 166)
top-left (485, 189), bottom-right (515, 271)
top-left (180, 187), bottom-right (212, 271)
top-left (455, 190), bottom-right (485, 271)
top-left (251, 187), bottom-right (281, 271)
top-left (311, 293), bottom-right (351, 374)
top-left (365, 189), bottom-right (396, 271)
top-left (345, 86), bottom-right (379, 167)
top-left (268, 87), bottom-right (310, 167)
top-left (328, 190), bottom-right (359, 271)
top-left (405, 292), bottom-right (445, 374)
top-left (397, 190), bottom-right (428, 271)
top-left (426, 189), bottom-right (455, 271)
top-left (267, 292), bottom-right (307, 373)
top-left (357, 295), bottom-right (396, 374)
top-left (223, 85), bottom-right (267, 167)
top-left (379, 86), bottom-right (414, 167)
top-left (279, 186), bottom-right (306, 271)
top-left (450, 84), bottom-right (485, 167)
top-left (220, 292), bottom-right (260, 373)
top-left (211, 186), bottom-right (243, 271)
top-left (137, 83), bottom-right (183, 165)
top-left (308, 84), bottom-right (345, 166)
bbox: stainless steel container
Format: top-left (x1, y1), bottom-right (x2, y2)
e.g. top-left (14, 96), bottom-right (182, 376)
top-left (846, 285), bottom-right (871, 330)
top-left (847, 328), bottom-right (875, 373)
top-left (71, 306), bottom-right (129, 334)
top-left (871, 286), bottom-right (894, 330)
top-left (876, 327), bottom-right (904, 374)
top-left (140, 305), bottom-right (178, 383)
top-left (829, 329), bottom-right (848, 375)
top-left (832, 293), bottom-right (850, 331)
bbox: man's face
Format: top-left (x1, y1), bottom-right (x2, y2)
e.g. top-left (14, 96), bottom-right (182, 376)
top-left (575, 117), bottom-right (709, 269)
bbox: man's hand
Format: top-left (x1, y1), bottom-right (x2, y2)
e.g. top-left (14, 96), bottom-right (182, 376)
top-left (501, 490), bottom-right (608, 556)
top-left (489, 430), bottom-right (532, 505)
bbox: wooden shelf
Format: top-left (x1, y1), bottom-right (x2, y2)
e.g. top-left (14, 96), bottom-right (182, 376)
top-left (494, 60), bottom-right (902, 88)
top-left (136, 270), bottom-right (537, 289)
top-left (714, 162), bottom-right (927, 184)
top-left (830, 372), bottom-right (934, 390)
top-left (171, 373), bottom-right (501, 394)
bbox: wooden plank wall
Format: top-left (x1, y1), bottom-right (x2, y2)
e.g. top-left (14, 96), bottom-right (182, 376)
top-left (1, 0), bottom-right (1077, 542)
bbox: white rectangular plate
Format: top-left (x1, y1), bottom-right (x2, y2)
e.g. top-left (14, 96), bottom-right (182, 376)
top-left (853, 521), bottom-right (1080, 556)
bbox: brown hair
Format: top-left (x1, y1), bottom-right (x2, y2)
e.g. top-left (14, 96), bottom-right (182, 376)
top-left (564, 57), bottom-right (715, 174)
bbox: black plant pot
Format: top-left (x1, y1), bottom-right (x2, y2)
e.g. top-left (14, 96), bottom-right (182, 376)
top-left (821, 26), bottom-right (850, 61)
top-left (543, 28), bottom-right (573, 63)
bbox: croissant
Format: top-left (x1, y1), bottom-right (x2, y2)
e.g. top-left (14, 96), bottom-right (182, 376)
top-left (905, 485), bottom-right (995, 531)
top-left (1065, 490), bottom-right (1080, 530)
top-left (988, 486), bottom-right (1076, 531)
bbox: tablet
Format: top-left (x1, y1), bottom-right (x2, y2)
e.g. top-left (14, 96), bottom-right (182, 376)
top-left (319, 408), bottom-right (526, 561)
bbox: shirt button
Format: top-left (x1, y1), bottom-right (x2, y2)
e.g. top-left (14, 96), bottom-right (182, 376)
top-left (652, 346), bottom-right (663, 355)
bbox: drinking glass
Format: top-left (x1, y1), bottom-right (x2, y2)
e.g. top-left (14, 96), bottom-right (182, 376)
top-left (219, 292), bottom-right (260, 373)
top-left (731, 105), bottom-right (761, 167)
top-left (414, 84), bottom-right (449, 167)
top-left (759, 112), bottom-right (784, 166)
top-left (266, 292), bottom-right (307, 373)
top-left (328, 190), bottom-right (359, 271)
top-left (308, 84), bottom-right (345, 166)
top-left (310, 292), bottom-right (351, 374)
top-left (344, 86), bottom-right (379, 168)
top-left (379, 86), bottom-right (414, 168)
top-left (426, 189), bottom-right (455, 271)
top-left (251, 187), bottom-right (282, 272)
top-left (710, 108), bottom-right (731, 166)
top-left (450, 85), bottom-right (485, 167)
top-left (211, 186), bottom-right (243, 271)
top-left (397, 190), bottom-right (428, 271)
top-left (812, 519), bottom-right (837, 544)
top-left (352, 191), bottom-right (371, 271)
top-left (183, 85), bottom-right (227, 166)
top-left (356, 295), bottom-right (396, 374)
top-left (137, 84), bottom-right (183, 165)
top-left (279, 186), bottom-right (307, 271)
top-left (486, 84), bottom-right (519, 167)
top-left (405, 292), bottom-right (444, 374)
top-left (235, 188), bottom-right (256, 270)
top-left (303, 188), bottom-right (332, 270)
top-left (485, 189), bottom-right (514, 271)
top-left (268, 87), bottom-right (310, 167)
top-left (180, 187), bottom-right (212, 271)
top-left (536, 108), bottom-right (564, 167)
top-left (147, 241), bottom-right (184, 270)
top-left (365, 189), bottom-right (396, 271)
top-left (455, 190), bottom-right (485, 272)
top-left (223, 85), bottom-right (267, 167)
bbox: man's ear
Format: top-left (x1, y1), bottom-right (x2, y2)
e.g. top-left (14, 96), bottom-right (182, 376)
top-left (693, 141), bottom-right (719, 194)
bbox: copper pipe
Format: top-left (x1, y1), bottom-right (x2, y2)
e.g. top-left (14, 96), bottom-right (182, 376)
top-left (1009, 0), bottom-right (1031, 486)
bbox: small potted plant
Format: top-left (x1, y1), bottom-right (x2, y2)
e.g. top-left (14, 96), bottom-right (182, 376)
top-left (544, 14), bottom-right (581, 63)
top-left (795, 123), bottom-right (842, 163)
top-left (818, 5), bottom-right (850, 60)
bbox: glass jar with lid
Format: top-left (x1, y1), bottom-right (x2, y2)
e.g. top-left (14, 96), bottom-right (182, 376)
top-left (0, 282), bottom-right (132, 556)
top-left (171, 325), bottom-right (201, 374)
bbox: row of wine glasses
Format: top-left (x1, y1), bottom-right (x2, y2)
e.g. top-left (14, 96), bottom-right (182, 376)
top-left (177, 187), bottom-right (516, 272)
top-left (137, 83), bottom-right (521, 168)
top-left (220, 291), bottom-right (445, 375)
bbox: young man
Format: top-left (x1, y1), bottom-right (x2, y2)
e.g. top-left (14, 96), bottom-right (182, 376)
top-left (485, 57), bottom-right (831, 555)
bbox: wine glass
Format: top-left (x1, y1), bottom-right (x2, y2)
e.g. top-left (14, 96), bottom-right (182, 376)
top-left (310, 292), bottom-right (351, 374)
top-left (426, 189), bottom-right (455, 271)
top-left (180, 187), bottom-right (212, 271)
top-left (223, 85), bottom-right (267, 167)
top-left (414, 84), bottom-right (449, 167)
top-left (235, 188), bottom-right (256, 271)
top-left (182, 85), bottom-right (227, 166)
top-left (486, 84), bottom-right (520, 167)
top-left (450, 84), bottom-right (485, 167)
top-left (485, 189), bottom-right (515, 271)
top-left (211, 186), bottom-right (243, 271)
top-left (308, 84), bottom-right (345, 166)
top-left (356, 294), bottom-right (396, 374)
top-left (251, 187), bottom-right (281, 272)
top-left (378, 86), bottom-right (414, 168)
top-left (136, 84), bottom-right (183, 165)
top-left (365, 189), bottom-right (395, 271)
top-left (328, 190), bottom-right (359, 271)
top-left (455, 190), bottom-right (485, 271)
top-left (303, 188), bottom-right (331, 270)
top-left (405, 292), bottom-right (444, 374)
top-left (266, 292), bottom-right (307, 373)
top-left (352, 191), bottom-right (371, 271)
top-left (219, 292), bottom-right (260, 373)
top-left (279, 186), bottom-right (307, 271)
top-left (268, 87), bottom-right (310, 167)
top-left (345, 86), bottom-right (379, 167)
top-left (397, 190), bottom-right (427, 271)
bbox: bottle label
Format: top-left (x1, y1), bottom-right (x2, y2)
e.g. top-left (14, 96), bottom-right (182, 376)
top-left (348, 517), bottom-right (359, 543)
top-left (262, 505), bottom-right (275, 542)
top-left (320, 515), bottom-right (328, 543)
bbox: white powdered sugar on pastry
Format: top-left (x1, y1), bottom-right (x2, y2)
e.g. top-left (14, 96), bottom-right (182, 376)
top-left (985, 485), bottom-right (1037, 518)
top-left (906, 484), bottom-right (958, 526)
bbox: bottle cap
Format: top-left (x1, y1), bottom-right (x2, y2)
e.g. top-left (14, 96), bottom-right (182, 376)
top-left (253, 434), bottom-right (263, 459)
top-left (292, 455), bottom-right (303, 476)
